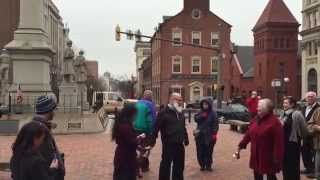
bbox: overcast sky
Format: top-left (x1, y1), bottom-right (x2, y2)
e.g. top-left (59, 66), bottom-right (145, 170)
top-left (52, 0), bottom-right (302, 76)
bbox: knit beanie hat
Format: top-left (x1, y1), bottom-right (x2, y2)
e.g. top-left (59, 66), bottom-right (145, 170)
top-left (36, 96), bottom-right (57, 114)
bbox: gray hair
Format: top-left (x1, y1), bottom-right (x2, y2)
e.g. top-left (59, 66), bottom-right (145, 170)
top-left (259, 98), bottom-right (274, 112)
top-left (143, 90), bottom-right (153, 98)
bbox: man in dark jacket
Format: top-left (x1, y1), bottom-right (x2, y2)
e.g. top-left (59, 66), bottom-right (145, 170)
top-left (194, 98), bottom-right (219, 171)
top-left (301, 91), bottom-right (319, 178)
top-left (152, 93), bottom-right (189, 180)
top-left (33, 95), bottom-right (65, 180)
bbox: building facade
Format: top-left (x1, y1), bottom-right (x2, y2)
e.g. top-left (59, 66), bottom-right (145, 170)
top-left (134, 41), bottom-right (151, 97)
top-left (229, 0), bottom-right (301, 102)
top-left (301, 0), bottom-right (320, 97)
top-left (151, 0), bottom-right (232, 105)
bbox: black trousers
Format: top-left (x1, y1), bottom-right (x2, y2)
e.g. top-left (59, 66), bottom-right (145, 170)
top-left (254, 172), bottom-right (277, 180)
top-left (113, 168), bottom-right (136, 180)
top-left (195, 139), bottom-right (215, 168)
top-left (301, 136), bottom-right (315, 172)
top-left (159, 143), bottom-right (185, 180)
top-left (283, 141), bottom-right (301, 180)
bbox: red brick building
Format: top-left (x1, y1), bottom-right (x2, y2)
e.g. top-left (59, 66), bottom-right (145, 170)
top-left (229, 0), bottom-right (301, 102)
top-left (0, 0), bottom-right (19, 50)
top-left (151, 0), bottom-right (232, 105)
top-left (85, 61), bottom-right (99, 80)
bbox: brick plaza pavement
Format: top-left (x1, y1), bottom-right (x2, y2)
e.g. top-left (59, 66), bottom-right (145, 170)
top-left (0, 124), bottom-right (309, 180)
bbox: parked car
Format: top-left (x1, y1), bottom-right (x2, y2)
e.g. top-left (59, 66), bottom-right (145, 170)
top-left (186, 96), bottom-right (215, 109)
top-left (216, 103), bottom-right (250, 123)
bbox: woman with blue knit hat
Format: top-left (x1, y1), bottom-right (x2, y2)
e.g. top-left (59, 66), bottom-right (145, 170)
top-left (33, 95), bottom-right (65, 180)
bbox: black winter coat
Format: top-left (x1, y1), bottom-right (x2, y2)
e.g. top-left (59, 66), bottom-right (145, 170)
top-left (10, 151), bottom-right (55, 180)
top-left (153, 106), bottom-right (189, 145)
top-left (33, 115), bottom-right (65, 180)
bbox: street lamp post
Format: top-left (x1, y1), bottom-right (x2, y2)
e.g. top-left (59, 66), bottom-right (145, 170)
top-left (271, 79), bottom-right (282, 110)
top-left (283, 77), bottom-right (290, 96)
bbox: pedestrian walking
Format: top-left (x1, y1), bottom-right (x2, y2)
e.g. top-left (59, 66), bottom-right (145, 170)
top-left (194, 98), bottom-right (219, 171)
top-left (246, 91), bottom-right (259, 119)
top-left (10, 121), bottom-right (59, 180)
top-left (112, 104), bottom-right (146, 180)
top-left (33, 95), bottom-right (65, 180)
top-left (238, 99), bottom-right (284, 180)
top-left (133, 90), bottom-right (157, 173)
top-left (301, 91), bottom-right (319, 178)
top-left (152, 93), bottom-right (189, 180)
top-left (280, 97), bottom-right (308, 180)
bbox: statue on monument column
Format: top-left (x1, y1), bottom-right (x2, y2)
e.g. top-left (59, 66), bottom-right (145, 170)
top-left (74, 50), bottom-right (87, 83)
top-left (63, 40), bottom-right (75, 83)
top-left (0, 49), bottom-right (11, 103)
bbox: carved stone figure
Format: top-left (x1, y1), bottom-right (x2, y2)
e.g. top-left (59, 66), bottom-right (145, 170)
top-left (63, 40), bottom-right (75, 83)
top-left (74, 50), bottom-right (87, 83)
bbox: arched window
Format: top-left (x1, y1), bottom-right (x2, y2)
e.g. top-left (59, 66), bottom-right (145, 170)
top-left (308, 69), bottom-right (318, 92)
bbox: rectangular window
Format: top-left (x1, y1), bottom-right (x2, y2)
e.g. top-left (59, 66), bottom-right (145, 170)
top-left (172, 56), bottom-right (182, 73)
top-left (308, 42), bottom-right (313, 56)
top-left (211, 32), bottom-right (219, 47)
top-left (314, 11), bottom-right (318, 27)
top-left (314, 41), bottom-right (318, 55)
top-left (308, 13), bottom-right (312, 28)
top-left (192, 32), bottom-right (201, 45)
top-left (259, 63), bottom-right (262, 77)
top-left (211, 57), bottom-right (218, 74)
top-left (172, 31), bottom-right (182, 46)
top-left (274, 39), bottom-right (279, 49)
top-left (192, 57), bottom-right (201, 73)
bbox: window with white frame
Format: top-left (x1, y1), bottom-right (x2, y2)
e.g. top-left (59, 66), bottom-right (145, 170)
top-left (211, 57), bottom-right (218, 74)
top-left (192, 57), bottom-right (201, 73)
top-left (172, 30), bottom-right (182, 46)
top-left (211, 32), bottom-right (219, 47)
top-left (172, 56), bottom-right (182, 73)
top-left (192, 32), bottom-right (201, 45)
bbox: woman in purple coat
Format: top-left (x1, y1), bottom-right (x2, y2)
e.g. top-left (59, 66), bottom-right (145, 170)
top-left (112, 105), bottom-right (145, 180)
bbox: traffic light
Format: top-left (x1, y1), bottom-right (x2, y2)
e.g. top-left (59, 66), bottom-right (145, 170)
top-left (115, 25), bottom-right (121, 41)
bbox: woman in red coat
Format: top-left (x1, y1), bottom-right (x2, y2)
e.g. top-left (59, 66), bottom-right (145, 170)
top-left (238, 99), bottom-right (284, 180)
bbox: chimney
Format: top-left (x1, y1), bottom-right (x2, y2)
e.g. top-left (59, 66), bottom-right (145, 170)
top-left (184, 0), bottom-right (210, 13)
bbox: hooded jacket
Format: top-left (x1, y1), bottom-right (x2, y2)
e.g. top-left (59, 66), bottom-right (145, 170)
top-left (194, 99), bottom-right (219, 145)
top-left (33, 115), bottom-right (65, 180)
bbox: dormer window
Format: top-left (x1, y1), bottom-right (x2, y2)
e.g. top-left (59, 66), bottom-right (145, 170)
top-left (192, 9), bottom-right (201, 19)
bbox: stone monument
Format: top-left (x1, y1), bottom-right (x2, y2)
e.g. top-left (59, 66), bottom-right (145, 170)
top-left (59, 40), bottom-right (78, 108)
top-left (74, 50), bottom-right (89, 110)
top-left (4, 0), bottom-right (55, 107)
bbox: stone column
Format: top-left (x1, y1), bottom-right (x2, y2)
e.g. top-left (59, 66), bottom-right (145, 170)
top-left (5, 0), bottom-right (55, 112)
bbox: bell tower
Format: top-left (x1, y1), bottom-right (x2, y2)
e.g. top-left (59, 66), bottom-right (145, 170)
top-left (253, 0), bottom-right (300, 100)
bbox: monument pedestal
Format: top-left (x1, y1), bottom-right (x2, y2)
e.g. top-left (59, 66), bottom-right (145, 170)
top-left (4, 0), bottom-right (55, 112)
top-left (59, 83), bottom-right (78, 108)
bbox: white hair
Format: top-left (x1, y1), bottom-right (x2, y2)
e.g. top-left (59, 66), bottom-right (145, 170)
top-left (171, 92), bottom-right (182, 98)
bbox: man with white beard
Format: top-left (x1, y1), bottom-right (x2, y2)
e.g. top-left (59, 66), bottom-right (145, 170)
top-left (152, 93), bottom-right (189, 180)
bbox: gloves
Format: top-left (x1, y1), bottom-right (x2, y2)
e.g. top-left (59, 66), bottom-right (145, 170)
top-left (184, 140), bottom-right (189, 146)
top-left (212, 134), bottom-right (217, 142)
